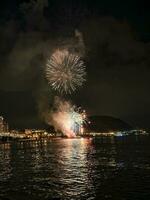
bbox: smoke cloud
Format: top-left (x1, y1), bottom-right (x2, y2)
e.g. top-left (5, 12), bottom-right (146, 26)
top-left (48, 97), bottom-right (76, 137)
top-left (0, 0), bottom-right (86, 129)
top-left (1, 0), bottom-right (150, 128)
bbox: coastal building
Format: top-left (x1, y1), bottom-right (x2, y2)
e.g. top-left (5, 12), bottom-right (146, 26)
top-left (0, 116), bottom-right (9, 132)
top-left (24, 129), bottom-right (49, 139)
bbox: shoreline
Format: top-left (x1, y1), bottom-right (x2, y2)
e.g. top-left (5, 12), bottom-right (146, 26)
top-left (0, 134), bottom-right (149, 143)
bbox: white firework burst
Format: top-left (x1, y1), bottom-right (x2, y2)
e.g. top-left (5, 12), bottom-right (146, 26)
top-left (46, 49), bottom-right (86, 94)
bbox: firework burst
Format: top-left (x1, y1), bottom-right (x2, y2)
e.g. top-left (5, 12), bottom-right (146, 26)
top-left (46, 49), bottom-right (86, 94)
top-left (51, 99), bottom-right (87, 137)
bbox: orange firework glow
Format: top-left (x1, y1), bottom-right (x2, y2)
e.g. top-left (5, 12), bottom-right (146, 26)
top-left (51, 98), bottom-right (87, 137)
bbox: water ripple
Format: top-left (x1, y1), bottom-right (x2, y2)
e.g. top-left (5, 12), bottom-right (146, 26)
top-left (0, 136), bottom-right (150, 200)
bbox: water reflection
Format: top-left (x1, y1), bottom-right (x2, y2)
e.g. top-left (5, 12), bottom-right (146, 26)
top-left (0, 143), bottom-right (11, 181)
top-left (0, 136), bottom-right (150, 200)
top-left (54, 138), bottom-right (95, 199)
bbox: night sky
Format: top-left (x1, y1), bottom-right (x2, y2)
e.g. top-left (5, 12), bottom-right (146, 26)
top-left (0, 0), bottom-right (150, 129)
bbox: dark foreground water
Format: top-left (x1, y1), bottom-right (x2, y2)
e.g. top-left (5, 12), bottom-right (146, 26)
top-left (0, 136), bottom-right (150, 200)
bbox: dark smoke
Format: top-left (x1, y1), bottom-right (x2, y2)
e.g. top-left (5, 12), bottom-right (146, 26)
top-left (0, 0), bottom-right (85, 126)
top-left (1, 0), bottom-right (150, 128)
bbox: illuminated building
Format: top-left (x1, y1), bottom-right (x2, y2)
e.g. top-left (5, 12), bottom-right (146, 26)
top-left (24, 129), bottom-right (49, 139)
top-left (0, 116), bottom-right (9, 132)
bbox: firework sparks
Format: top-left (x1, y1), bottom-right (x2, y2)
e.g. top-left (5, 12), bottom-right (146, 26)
top-left (46, 49), bottom-right (86, 94)
top-left (51, 99), bottom-right (87, 137)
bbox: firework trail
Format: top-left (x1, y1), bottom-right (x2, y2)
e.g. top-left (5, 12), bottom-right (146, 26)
top-left (46, 49), bottom-right (86, 94)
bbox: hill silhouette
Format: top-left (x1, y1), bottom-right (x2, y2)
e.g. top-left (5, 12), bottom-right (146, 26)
top-left (85, 116), bottom-right (132, 132)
